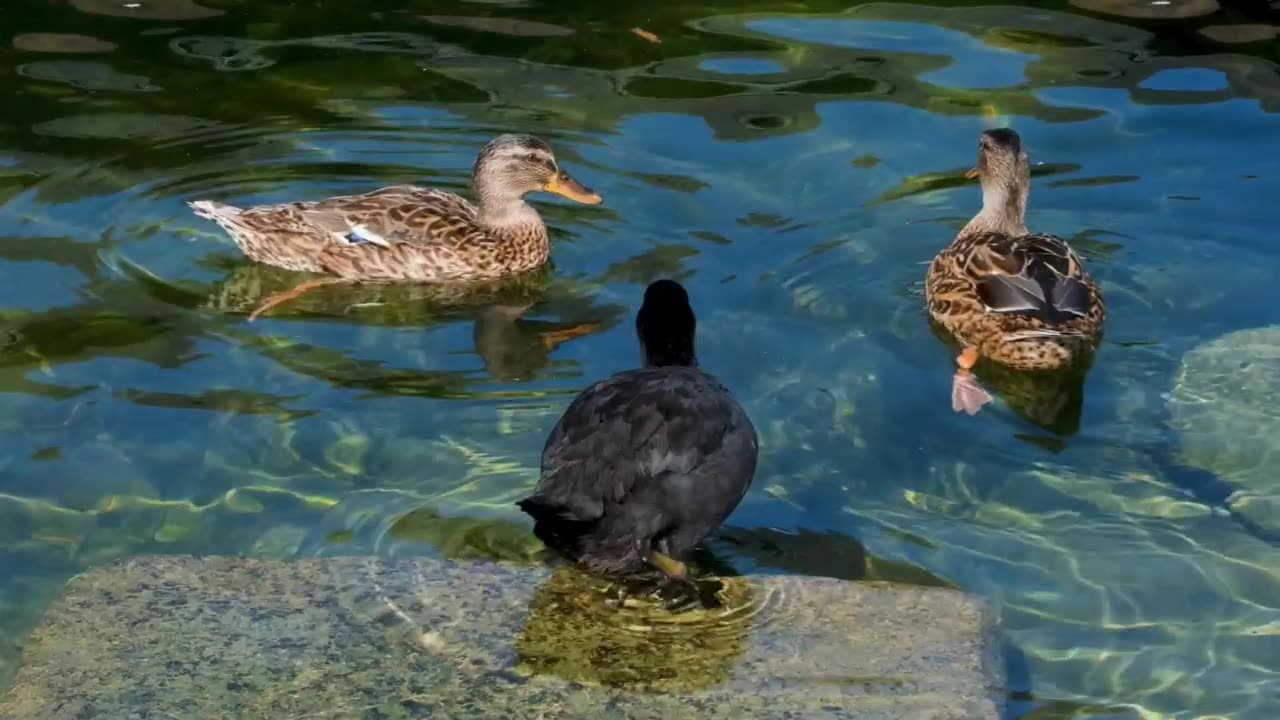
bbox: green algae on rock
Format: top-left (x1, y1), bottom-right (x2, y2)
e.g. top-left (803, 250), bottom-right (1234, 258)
top-left (1, 555), bottom-right (1003, 719)
top-left (1168, 326), bottom-right (1280, 534)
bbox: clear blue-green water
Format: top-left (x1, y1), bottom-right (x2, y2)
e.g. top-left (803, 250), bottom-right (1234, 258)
top-left (2, 0), bottom-right (1279, 717)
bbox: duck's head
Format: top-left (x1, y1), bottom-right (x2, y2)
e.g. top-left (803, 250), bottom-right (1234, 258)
top-left (473, 133), bottom-right (602, 206)
top-left (965, 128), bottom-right (1030, 193)
top-left (636, 279), bottom-right (697, 368)
top-left (964, 128), bottom-right (1030, 233)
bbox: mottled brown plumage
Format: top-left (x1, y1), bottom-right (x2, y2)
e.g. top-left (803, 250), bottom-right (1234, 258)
top-left (188, 134), bottom-right (601, 283)
top-left (925, 128), bottom-right (1106, 414)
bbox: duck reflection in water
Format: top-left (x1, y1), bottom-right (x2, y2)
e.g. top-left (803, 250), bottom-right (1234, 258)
top-left (201, 262), bottom-right (618, 384)
top-left (519, 279), bottom-right (758, 609)
top-left (472, 300), bottom-right (609, 382)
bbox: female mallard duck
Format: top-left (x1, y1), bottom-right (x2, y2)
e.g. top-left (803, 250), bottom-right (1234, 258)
top-left (518, 279), bottom-right (758, 586)
top-left (926, 128), bottom-right (1105, 415)
top-left (188, 133), bottom-right (601, 317)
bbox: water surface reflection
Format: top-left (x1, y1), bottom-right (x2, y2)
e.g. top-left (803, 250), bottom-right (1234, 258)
top-left (1, 1), bottom-right (1278, 717)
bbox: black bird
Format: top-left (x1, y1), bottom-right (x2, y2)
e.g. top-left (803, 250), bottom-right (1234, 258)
top-left (518, 279), bottom-right (758, 582)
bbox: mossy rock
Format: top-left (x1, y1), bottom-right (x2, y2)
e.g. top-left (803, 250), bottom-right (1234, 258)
top-left (1168, 326), bottom-right (1280, 533)
top-left (1, 555), bottom-right (1003, 719)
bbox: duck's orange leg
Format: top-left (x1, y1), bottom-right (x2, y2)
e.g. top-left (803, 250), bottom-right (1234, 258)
top-left (636, 538), bottom-right (691, 583)
top-left (538, 322), bottom-right (602, 351)
top-left (952, 347), bottom-right (993, 415)
top-left (647, 549), bottom-right (690, 582)
top-left (248, 277), bottom-right (347, 322)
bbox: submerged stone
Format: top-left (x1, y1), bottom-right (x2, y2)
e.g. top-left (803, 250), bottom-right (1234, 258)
top-left (11, 33), bottom-right (117, 54)
top-left (1, 555), bottom-right (1002, 719)
top-left (70, 0), bottom-right (224, 20)
top-left (1068, 0), bottom-right (1219, 19)
top-left (418, 15), bottom-right (575, 37)
top-left (1198, 24), bottom-right (1278, 44)
top-left (1168, 326), bottom-right (1280, 534)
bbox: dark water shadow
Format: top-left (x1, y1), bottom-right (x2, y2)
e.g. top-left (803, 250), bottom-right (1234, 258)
top-left (709, 525), bottom-right (956, 587)
top-left (927, 320), bottom-right (1093, 440)
top-left (380, 500), bottom-right (956, 591)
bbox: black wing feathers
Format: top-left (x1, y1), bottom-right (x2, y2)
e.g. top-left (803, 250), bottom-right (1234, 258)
top-left (973, 232), bottom-right (1090, 323)
top-left (524, 368), bottom-right (734, 522)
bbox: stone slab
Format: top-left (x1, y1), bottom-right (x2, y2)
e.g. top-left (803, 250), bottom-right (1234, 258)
top-left (1, 555), bottom-right (1004, 719)
top-left (1168, 325), bottom-right (1280, 534)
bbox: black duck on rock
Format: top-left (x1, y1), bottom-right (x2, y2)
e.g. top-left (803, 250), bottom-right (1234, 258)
top-left (518, 279), bottom-right (758, 586)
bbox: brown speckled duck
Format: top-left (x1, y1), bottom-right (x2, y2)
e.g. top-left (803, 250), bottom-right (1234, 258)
top-left (925, 128), bottom-right (1106, 415)
top-left (188, 133), bottom-right (601, 318)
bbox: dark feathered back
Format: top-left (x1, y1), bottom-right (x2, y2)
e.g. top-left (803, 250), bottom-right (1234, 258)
top-left (519, 278), bottom-right (757, 577)
top-left (636, 279), bottom-right (696, 367)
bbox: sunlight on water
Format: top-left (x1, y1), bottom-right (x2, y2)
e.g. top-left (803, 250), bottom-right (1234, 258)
top-left (1, 0), bottom-right (1279, 717)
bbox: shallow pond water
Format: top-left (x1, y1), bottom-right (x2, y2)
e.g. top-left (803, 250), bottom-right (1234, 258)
top-left (1, 0), bottom-right (1279, 717)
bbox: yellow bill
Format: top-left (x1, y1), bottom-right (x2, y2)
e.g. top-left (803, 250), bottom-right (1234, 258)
top-left (964, 167), bottom-right (980, 180)
top-left (545, 173), bottom-right (602, 204)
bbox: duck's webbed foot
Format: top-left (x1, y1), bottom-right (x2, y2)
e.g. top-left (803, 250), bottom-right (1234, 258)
top-left (641, 539), bottom-right (721, 611)
top-left (539, 322), bottom-right (602, 351)
top-left (952, 347), bottom-right (993, 415)
top-left (249, 277), bottom-right (347, 321)
top-left (646, 548), bottom-right (690, 584)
